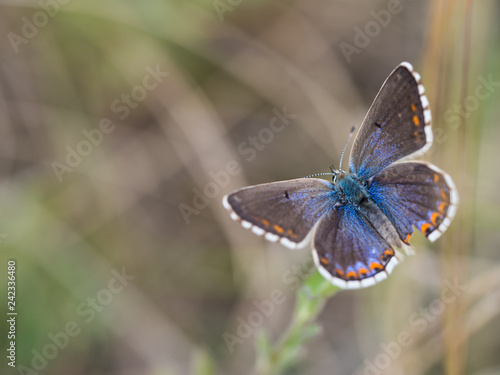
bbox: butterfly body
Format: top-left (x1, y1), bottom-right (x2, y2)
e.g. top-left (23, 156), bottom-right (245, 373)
top-left (223, 62), bottom-right (458, 289)
top-left (335, 172), bottom-right (368, 206)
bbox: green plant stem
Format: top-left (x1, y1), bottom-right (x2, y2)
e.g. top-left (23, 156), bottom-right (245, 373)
top-left (253, 270), bottom-right (340, 375)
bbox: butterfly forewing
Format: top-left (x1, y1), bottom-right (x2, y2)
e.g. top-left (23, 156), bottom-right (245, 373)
top-left (223, 179), bottom-right (338, 249)
top-left (349, 62), bottom-right (432, 179)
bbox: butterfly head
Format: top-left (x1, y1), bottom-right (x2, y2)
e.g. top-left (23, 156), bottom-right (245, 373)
top-left (329, 165), bottom-right (351, 183)
top-left (334, 171), bottom-right (368, 206)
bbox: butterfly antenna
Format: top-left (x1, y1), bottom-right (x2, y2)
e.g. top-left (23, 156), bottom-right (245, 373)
top-left (338, 126), bottom-right (356, 170)
top-left (305, 127), bottom-right (356, 179)
top-left (304, 172), bottom-right (335, 179)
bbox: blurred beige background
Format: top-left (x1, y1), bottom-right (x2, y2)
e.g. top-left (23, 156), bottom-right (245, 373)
top-left (0, 1), bottom-right (499, 374)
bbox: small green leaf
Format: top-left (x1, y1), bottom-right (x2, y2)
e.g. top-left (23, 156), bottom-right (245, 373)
top-left (300, 322), bottom-right (322, 341)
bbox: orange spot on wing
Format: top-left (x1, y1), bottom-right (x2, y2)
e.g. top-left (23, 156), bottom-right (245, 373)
top-left (381, 249), bottom-right (394, 261)
top-left (335, 269), bottom-right (344, 277)
top-left (320, 257), bottom-right (329, 265)
top-left (273, 225), bottom-right (284, 234)
top-left (441, 190), bottom-right (447, 200)
top-left (404, 233), bottom-right (412, 244)
top-left (370, 262), bottom-right (383, 271)
top-left (412, 115), bottom-right (420, 126)
top-left (438, 202), bottom-right (446, 213)
top-left (411, 103), bottom-right (417, 112)
top-left (358, 267), bottom-right (368, 277)
top-left (413, 131), bottom-right (421, 143)
top-left (346, 271), bottom-right (358, 280)
top-left (430, 212), bottom-right (440, 226)
top-left (287, 229), bottom-right (298, 239)
top-left (261, 219), bottom-right (270, 227)
top-left (420, 222), bottom-right (432, 235)
top-left (433, 174), bottom-right (439, 183)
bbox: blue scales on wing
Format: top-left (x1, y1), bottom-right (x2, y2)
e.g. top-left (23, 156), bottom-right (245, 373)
top-left (223, 178), bottom-right (338, 248)
top-left (349, 63), bottom-right (432, 179)
top-left (312, 204), bottom-right (399, 289)
top-left (368, 162), bottom-right (458, 244)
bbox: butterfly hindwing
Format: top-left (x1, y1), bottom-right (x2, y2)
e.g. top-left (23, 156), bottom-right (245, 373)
top-left (312, 205), bottom-right (400, 289)
top-left (223, 179), bottom-right (337, 248)
top-left (368, 161), bottom-right (458, 243)
top-left (349, 62), bottom-right (432, 179)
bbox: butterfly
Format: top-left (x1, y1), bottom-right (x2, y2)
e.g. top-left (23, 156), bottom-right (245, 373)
top-left (222, 62), bottom-right (458, 289)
